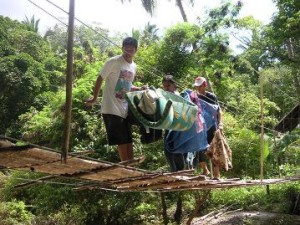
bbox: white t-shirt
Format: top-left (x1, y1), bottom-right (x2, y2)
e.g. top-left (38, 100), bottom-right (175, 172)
top-left (100, 55), bottom-right (137, 118)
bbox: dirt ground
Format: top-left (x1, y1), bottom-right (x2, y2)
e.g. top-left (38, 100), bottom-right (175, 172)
top-left (191, 211), bottom-right (300, 225)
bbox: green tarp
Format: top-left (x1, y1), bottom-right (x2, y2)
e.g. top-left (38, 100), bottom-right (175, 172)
top-left (125, 88), bottom-right (198, 131)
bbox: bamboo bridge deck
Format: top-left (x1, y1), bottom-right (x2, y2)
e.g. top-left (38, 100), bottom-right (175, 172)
top-left (0, 136), bottom-right (299, 192)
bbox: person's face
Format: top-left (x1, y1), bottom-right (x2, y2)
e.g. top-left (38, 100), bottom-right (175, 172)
top-left (122, 45), bottom-right (137, 62)
top-left (162, 81), bottom-right (177, 93)
top-left (195, 83), bottom-right (206, 93)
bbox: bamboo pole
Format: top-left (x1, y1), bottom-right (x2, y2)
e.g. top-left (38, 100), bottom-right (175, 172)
top-left (62, 0), bottom-right (75, 163)
top-left (259, 71), bottom-right (264, 181)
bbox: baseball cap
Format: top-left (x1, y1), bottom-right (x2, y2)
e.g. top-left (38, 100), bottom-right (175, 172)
top-left (193, 77), bottom-right (207, 87)
top-left (162, 75), bottom-right (176, 84)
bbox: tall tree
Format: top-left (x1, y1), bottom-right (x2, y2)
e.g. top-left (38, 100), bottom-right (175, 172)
top-left (22, 15), bottom-right (40, 33)
top-left (119, 0), bottom-right (156, 15)
top-left (266, 0), bottom-right (300, 98)
top-left (118, 0), bottom-right (195, 22)
top-left (139, 22), bottom-right (159, 46)
top-left (0, 16), bottom-right (54, 134)
top-left (173, 0), bottom-right (195, 22)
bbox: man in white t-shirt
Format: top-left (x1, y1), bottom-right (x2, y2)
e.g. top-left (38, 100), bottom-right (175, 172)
top-left (85, 37), bottom-right (145, 162)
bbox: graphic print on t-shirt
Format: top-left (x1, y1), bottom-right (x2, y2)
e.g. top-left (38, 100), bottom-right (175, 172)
top-left (114, 69), bottom-right (133, 100)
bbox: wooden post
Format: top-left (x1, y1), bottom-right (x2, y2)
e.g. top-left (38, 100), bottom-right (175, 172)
top-left (62, 0), bottom-right (75, 163)
top-left (160, 192), bottom-right (169, 225)
top-left (186, 190), bottom-right (210, 225)
top-left (174, 192), bottom-right (183, 224)
top-left (259, 71), bottom-right (264, 181)
top-left (266, 184), bottom-right (270, 195)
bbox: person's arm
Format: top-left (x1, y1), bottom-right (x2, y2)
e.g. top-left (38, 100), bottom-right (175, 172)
top-left (209, 92), bottom-right (224, 130)
top-left (84, 75), bottom-right (103, 106)
top-left (131, 84), bottom-right (148, 91)
top-left (217, 106), bottom-right (224, 130)
top-left (131, 85), bottom-right (141, 91)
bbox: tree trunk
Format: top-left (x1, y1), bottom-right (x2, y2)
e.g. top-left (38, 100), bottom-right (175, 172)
top-left (287, 38), bottom-right (300, 98)
top-left (176, 0), bottom-right (188, 22)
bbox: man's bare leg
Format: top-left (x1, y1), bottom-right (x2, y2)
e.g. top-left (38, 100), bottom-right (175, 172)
top-left (118, 144), bottom-right (129, 161)
top-left (118, 143), bottom-right (134, 161)
top-left (126, 143), bottom-right (134, 160)
top-left (212, 165), bottom-right (221, 180)
top-left (200, 162), bottom-right (210, 175)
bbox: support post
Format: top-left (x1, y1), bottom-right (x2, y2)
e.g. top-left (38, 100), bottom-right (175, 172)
top-left (259, 71), bottom-right (264, 181)
top-left (62, 0), bottom-right (75, 163)
top-left (186, 190), bottom-right (210, 225)
top-left (160, 192), bottom-right (169, 225)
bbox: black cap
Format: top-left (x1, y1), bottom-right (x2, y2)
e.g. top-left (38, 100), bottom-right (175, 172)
top-left (122, 37), bottom-right (138, 48)
top-left (162, 75), bottom-right (176, 84)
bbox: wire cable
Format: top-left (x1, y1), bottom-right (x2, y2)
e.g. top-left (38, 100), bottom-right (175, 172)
top-left (28, 0), bottom-right (68, 26)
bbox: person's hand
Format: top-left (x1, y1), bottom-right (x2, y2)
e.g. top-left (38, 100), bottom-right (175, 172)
top-left (141, 84), bottom-right (148, 90)
top-left (218, 122), bottom-right (224, 131)
top-left (84, 97), bottom-right (97, 106)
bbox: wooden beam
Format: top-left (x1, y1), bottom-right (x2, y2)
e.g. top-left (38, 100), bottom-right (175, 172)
top-left (62, 0), bottom-right (75, 163)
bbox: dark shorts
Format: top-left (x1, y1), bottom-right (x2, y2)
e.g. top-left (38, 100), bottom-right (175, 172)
top-left (164, 150), bottom-right (185, 172)
top-left (102, 114), bottom-right (133, 145)
top-left (207, 125), bottom-right (216, 144)
top-left (198, 150), bottom-right (206, 163)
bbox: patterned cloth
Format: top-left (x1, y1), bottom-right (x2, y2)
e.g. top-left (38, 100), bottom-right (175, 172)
top-left (206, 129), bottom-right (233, 171)
top-left (125, 88), bottom-right (198, 131)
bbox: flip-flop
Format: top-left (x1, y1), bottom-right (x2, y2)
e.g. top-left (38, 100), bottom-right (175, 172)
top-left (201, 171), bottom-right (211, 176)
top-left (119, 155), bottom-right (146, 166)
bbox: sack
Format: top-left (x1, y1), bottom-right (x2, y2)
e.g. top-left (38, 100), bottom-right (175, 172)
top-left (138, 89), bottom-right (159, 115)
top-left (206, 129), bottom-right (233, 171)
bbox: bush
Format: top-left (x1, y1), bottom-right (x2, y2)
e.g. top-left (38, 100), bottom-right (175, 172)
top-left (0, 200), bottom-right (34, 225)
top-left (32, 203), bottom-right (87, 225)
top-left (210, 182), bottom-right (300, 214)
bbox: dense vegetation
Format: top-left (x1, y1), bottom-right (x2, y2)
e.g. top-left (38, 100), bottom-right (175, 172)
top-left (0, 0), bottom-right (299, 224)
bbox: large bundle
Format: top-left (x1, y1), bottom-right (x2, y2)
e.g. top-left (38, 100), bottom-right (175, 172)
top-left (206, 129), bottom-right (233, 172)
top-left (125, 88), bottom-right (198, 131)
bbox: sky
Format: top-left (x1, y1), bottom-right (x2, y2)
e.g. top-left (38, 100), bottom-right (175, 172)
top-left (0, 0), bottom-right (277, 32)
top-left (0, 0), bottom-right (277, 51)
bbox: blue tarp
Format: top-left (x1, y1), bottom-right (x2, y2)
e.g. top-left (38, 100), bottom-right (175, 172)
top-left (164, 90), bottom-right (209, 154)
top-left (164, 90), bottom-right (220, 154)
top-left (198, 98), bottom-right (219, 130)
